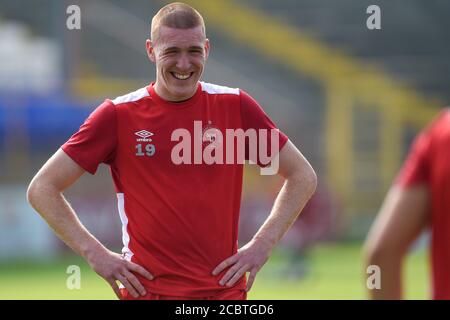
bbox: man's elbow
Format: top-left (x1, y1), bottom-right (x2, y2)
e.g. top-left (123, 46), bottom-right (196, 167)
top-left (302, 163), bottom-right (317, 194)
top-left (307, 168), bottom-right (318, 195)
top-left (27, 177), bottom-right (41, 208)
top-left (27, 176), bottom-right (53, 209)
top-left (293, 165), bottom-right (317, 197)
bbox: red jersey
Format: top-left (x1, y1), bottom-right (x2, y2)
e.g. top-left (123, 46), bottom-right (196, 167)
top-left (62, 81), bottom-right (288, 297)
top-left (396, 109), bottom-right (450, 299)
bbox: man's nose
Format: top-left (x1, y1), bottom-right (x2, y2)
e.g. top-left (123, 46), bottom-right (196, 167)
top-left (176, 53), bottom-right (191, 71)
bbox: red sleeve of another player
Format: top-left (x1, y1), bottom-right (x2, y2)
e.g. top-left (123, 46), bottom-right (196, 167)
top-left (240, 89), bottom-right (289, 167)
top-left (395, 128), bottom-right (431, 187)
top-left (61, 100), bottom-right (117, 175)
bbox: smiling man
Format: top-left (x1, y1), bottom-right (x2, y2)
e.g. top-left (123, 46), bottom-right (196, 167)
top-left (149, 5), bottom-right (208, 101)
top-left (27, 2), bottom-right (317, 300)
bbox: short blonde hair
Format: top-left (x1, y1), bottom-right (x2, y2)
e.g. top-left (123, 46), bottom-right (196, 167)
top-left (151, 2), bottom-right (206, 41)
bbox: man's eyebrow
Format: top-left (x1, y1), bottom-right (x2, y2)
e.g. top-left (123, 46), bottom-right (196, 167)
top-left (163, 46), bottom-right (203, 52)
top-left (163, 47), bottom-right (179, 52)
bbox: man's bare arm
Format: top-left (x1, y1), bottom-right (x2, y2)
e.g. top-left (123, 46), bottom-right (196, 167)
top-left (213, 140), bottom-right (317, 291)
top-left (27, 149), bottom-right (153, 298)
top-left (251, 140), bottom-right (317, 249)
top-left (363, 185), bottom-right (429, 299)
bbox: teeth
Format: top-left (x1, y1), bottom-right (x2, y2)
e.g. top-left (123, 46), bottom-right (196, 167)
top-left (173, 72), bottom-right (191, 80)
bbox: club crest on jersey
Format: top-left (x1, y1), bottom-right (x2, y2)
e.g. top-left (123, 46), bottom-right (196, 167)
top-left (135, 130), bottom-right (153, 142)
top-left (202, 121), bottom-right (221, 147)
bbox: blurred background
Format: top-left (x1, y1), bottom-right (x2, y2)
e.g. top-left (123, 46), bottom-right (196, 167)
top-left (0, 0), bottom-right (448, 299)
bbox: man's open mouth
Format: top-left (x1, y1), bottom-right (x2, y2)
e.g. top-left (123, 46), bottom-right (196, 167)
top-left (171, 72), bottom-right (194, 80)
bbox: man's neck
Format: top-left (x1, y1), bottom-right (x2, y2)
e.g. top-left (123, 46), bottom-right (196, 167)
top-left (153, 81), bottom-right (197, 103)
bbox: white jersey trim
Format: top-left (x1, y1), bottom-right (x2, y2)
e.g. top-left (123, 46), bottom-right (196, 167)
top-left (112, 87), bottom-right (149, 105)
top-left (200, 81), bottom-right (240, 95)
top-left (117, 193), bottom-right (134, 261)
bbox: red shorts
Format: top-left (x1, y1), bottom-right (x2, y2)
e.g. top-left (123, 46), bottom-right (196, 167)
top-left (119, 288), bottom-right (247, 300)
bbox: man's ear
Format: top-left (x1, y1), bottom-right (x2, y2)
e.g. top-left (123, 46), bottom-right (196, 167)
top-left (204, 38), bottom-right (210, 60)
top-left (146, 39), bottom-right (156, 63)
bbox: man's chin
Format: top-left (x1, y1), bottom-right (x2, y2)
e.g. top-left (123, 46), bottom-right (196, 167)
top-left (167, 84), bottom-right (198, 101)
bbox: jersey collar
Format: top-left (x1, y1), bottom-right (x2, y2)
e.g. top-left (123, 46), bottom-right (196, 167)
top-left (147, 82), bottom-right (202, 110)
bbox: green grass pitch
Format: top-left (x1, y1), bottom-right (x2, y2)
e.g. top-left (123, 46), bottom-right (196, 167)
top-left (0, 243), bottom-right (429, 300)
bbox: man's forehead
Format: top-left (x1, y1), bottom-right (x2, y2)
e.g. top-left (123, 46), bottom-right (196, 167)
top-left (156, 25), bottom-right (206, 48)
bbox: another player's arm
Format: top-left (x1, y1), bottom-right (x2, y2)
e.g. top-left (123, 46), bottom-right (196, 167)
top-left (213, 140), bottom-right (317, 291)
top-left (363, 185), bottom-right (429, 299)
top-left (27, 149), bottom-right (153, 298)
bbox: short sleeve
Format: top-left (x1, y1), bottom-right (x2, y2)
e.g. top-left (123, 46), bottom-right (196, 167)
top-left (395, 126), bottom-right (432, 187)
top-left (240, 90), bottom-right (289, 167)
top-left (61, 100), bottom-right (117, 174)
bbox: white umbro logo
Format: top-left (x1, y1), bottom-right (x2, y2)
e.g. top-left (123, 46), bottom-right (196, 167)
top-left (135, 130), bottom-right (153, 139)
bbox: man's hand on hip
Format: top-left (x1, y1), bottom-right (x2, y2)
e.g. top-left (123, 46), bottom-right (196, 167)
top-left (86, 247), bottom-right (154, 299)
top-left (212, 238), bottom-right (273, 292)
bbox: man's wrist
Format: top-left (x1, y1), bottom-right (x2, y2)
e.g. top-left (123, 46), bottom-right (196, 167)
top-left (252, 234), bottom-right (276, 252)
top-left (81, 240), bottom-right (107, 264)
